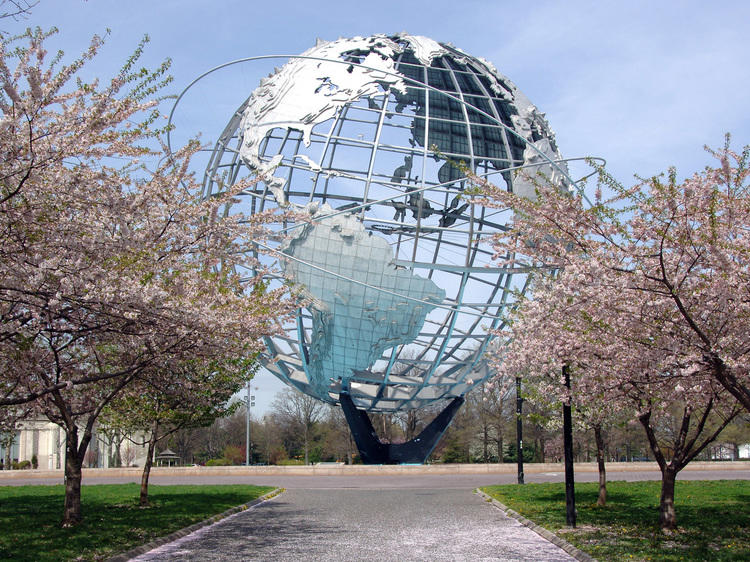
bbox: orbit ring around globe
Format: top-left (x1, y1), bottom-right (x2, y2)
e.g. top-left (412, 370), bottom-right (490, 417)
top-left (169, 35), bottom-right (599, 414)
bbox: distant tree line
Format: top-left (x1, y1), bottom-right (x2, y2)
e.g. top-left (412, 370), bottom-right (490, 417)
top-left (151, 385), bottom-right (750, 467)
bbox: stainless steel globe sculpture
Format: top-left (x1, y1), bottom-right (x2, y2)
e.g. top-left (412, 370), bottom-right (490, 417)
top-left (201, 34), bottom-right (567, 418)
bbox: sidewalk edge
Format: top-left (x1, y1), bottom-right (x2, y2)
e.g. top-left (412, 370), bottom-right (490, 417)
top-left (474, 489), bottom-right (597, 562)
top-left (107, 487), bottom-right (285, 562)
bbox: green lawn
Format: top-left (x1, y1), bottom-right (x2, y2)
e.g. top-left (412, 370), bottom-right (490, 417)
top-left (0, 483), bottom-right (275, 561)
top-left (481, 480), bottom-right (750, 561)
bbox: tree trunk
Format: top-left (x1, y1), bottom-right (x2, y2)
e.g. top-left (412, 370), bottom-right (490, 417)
top-left (406, 410), bottom-right (417, 441)
top-left (113, 430), bottom-right (123, 468)
top-left (497, 435), bottom-right (503, 463)
top-left (4, 439), bottom-right (11, 469)
top-left (659, 467), bottom-right (678, 530)
top-left (140, 420), bottom-right (159, 507)
top-left (637, 407), bottom-right (700, 533)
top-left (482, 424), bottom-right (489, 463)
top-left (106, 429), bottom-right (124, 468)
top-left (61, 425), bottom-right (83, 527)
top-left (304, 424), bottom-right (309, 465)
top-left (594, 424), bottom-right (607, 506)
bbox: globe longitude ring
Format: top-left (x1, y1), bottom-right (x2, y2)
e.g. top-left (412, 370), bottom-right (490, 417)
top-left (181, 34), bottom-right (572, 463)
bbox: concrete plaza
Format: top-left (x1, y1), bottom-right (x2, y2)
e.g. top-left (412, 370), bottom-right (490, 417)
top-left (127, 488), bottom-right (578, 561)
top-left (3, 463), bottom-right (748, 560)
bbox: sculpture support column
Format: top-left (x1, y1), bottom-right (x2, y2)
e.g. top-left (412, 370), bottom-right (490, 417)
top-left (340, 392), bottom-right (464, 464)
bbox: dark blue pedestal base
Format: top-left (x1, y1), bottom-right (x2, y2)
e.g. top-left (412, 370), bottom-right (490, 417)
top-left (339, 391), bottom-right (465, 464)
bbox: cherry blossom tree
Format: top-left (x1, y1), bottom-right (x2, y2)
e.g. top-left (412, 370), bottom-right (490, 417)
top-left (0, 28), bottom-right (294, 526)
top-left (495, 272), bottom-right (739, 525)
top-left (101, 359), bottom-right (255, 506)
top-left (476, 139), bottom-right (748, 530)
top-left (494, 274), bottom-right (621, 504)
top-left (478, 138), bottom-right (750, 412)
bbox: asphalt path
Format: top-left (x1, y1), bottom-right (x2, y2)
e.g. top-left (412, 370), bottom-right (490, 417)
top-left (130, 488), bottom-right (577, 562)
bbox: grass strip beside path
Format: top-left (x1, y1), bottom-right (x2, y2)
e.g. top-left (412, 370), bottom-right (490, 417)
top-left (0, 483), bottom-right (275, 561)
top-left (481, 480), bottom-right (750, 561)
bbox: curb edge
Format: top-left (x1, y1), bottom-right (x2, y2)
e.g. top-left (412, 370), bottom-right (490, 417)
top-left (474, 488), bottom-right (597, 562)
top-left (107, 487), bottom-right (285, 562)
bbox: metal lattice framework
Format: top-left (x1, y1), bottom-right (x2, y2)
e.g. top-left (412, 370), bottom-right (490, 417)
top-left (196, 35), bottom-right (575, 413)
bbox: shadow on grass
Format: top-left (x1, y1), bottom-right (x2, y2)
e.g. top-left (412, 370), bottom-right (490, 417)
top-left (482, 480), bottom-right (750, 562)
top-left (0, 483), bottom-right (275, 562)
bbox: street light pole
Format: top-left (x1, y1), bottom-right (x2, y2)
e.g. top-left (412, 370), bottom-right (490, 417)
top-left (516, 375), bottom-right (524, 485)
top-left (563, 364), bottom-right (576, 527)
top-left (245, 382), bottom-right (256, 466)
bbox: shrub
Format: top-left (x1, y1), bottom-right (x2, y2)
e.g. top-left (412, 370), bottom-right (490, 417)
top-left (277, 459), bottom-right (305, 466)
top-left (222, 445), bottom-right (245, 465)
top-left (12, 460), bottom-right (31, 470)
top-left (31, 455), bottom-right (38, 469)
top-left (268, 446), bottom-right (288, 465)
top-left (205, 458), bottom-right (231, 466)
top-left (440, 440), bottom-right (470, 463)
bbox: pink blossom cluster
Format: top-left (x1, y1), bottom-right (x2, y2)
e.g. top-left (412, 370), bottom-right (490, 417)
top-left (476, 143), bottom-right (749, 415)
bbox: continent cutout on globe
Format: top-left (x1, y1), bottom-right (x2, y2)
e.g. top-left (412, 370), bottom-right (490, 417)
top-left (282, 204), bottom-right (445, 396)
top-left (238, 33), bottom-right (566, 205)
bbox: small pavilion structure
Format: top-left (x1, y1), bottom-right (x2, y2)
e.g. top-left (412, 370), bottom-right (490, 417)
top-left (155, 448), bottom-right (180, 467)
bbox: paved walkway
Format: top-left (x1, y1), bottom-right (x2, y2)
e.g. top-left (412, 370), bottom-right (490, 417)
top-left (131, 488), bottom-right (576, 561)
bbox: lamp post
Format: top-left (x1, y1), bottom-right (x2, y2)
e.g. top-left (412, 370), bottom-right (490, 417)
top-left (245, 382), bottom-right (257, 466)
top-left (516, 375), bottom-right (524, 484)
top-left (562, 364), bottom-right (576, 527)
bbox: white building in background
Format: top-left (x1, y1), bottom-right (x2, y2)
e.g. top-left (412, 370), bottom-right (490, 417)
top-left (16, 419), bottom-right (63, 469)
top-left (2, 419), bottom-right (149, 469)
top-left (709, 442), bottom-right (750, 461)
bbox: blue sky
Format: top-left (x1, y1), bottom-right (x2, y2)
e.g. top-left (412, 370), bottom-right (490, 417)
top-left (8, 0), bottom-right (750, 414)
